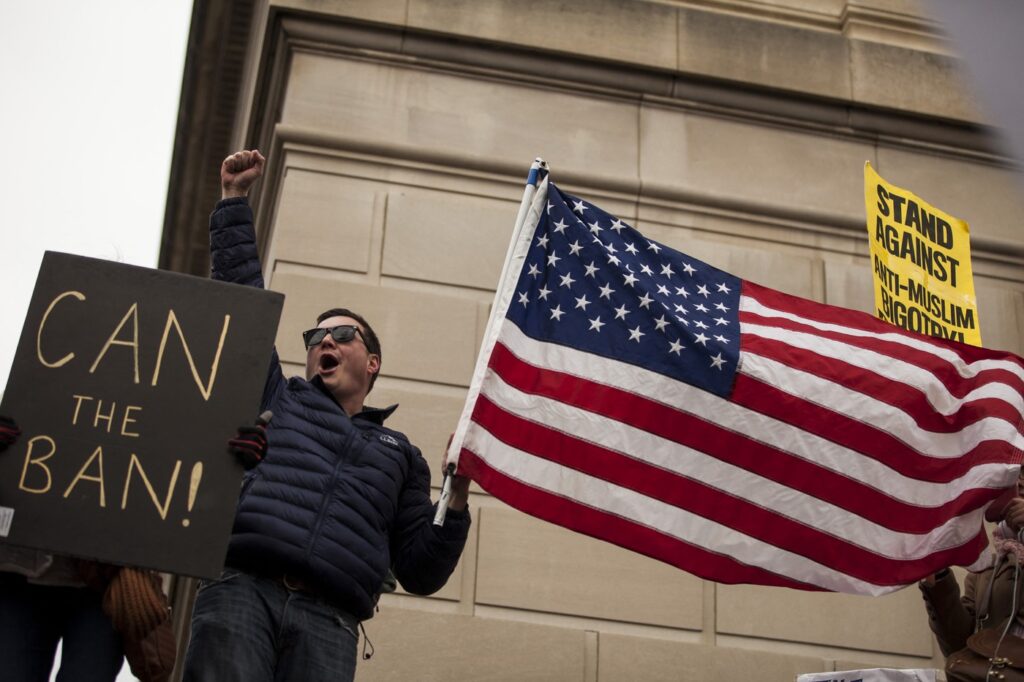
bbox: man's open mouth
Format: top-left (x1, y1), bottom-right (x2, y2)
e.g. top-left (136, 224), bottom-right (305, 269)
top-left (319, 354), bottom-right (340, 372)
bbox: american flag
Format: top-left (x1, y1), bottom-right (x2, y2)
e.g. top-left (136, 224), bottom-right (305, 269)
top-left (449, 175), bottom-right (1024, 596)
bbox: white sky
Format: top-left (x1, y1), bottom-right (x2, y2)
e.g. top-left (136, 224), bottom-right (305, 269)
top-left (0, 3), bottom-right (193, 679)
top-left (0, 1), bottom-right (193, 394)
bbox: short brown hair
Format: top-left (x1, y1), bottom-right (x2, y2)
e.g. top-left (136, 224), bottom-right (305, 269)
top-left (316, 308), bottom-right (381, 391)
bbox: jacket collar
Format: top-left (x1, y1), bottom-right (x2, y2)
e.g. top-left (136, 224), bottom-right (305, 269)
top-left (355, 403), bottom-right (398, 425)
top-left (310, 375), bottom-right (397, 424)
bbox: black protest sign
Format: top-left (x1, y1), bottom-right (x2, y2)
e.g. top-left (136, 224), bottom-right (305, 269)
top-left (0, 252), bottom-right (284, 578)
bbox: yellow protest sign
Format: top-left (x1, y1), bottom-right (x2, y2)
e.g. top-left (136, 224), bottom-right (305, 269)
top-left (864, 162), bottom-right (981, 346)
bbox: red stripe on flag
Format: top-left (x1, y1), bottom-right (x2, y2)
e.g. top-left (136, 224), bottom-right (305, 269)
top-left (457, 446), bottom-right (820, 591)
top-left (471, 393), bottom-right (992, 585)
top-left (742, 331), bottom-right (1024, 441)
top-left (486, 341), bottom-right (1005, 533)
top-left (731, 366), bottom-right (1021, 480)
top-left (744, 281), bottom-right (1024, 367)
top-left (742, 309), bottom-right (1024, 402)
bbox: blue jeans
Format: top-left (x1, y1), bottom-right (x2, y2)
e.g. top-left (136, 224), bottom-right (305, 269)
top-left (183, 569), bottom-right (359, 682)
top-left (0, 572), bottom-right (124, 682)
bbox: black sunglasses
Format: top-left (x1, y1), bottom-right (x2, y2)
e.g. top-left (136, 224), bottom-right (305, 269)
top-left (302, 324), bottom-right (364, 349)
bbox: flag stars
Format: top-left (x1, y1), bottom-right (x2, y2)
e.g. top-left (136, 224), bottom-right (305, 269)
top-left (693, 320), bottom-right (709, 330)
top-left (654, 315), bottom-right (669, 331)
top-left (552, 218), bottom-right (569, 234)
top-left (584, 262), bottom-right (599, 278)
top-left (676, 316), bottom-right (689, 326)
top-left (674, 304), bottom-right (687, 314)
top-left (575, 295), bottom-right (591, 310)
top-left (714, 334), bottom-right (729, 344)
top-left (614, 304), bottom-right (630, 320)
top-left (588, 316), bottom-right (605, 332)
top-left (675, 286), bottom-right (689, 298)
top-left (714, 302), bottom-right (729, 312)
top-left (517, 291), bottom-right (529, 307)
top-left (559, 272), bottom-right (576, 288)
top-left (528, 263), bottom-right (541, 278)
top-left (624, 242), bottom-right (639, 255)
top-left (589, 221), bottom-right (603, 235)
top-left (717, 283), bottom-right (732, 294)
top-left (606, 253), bottom-right (621, 266)
top-left (697, 284), bottom-right (710, 297)
top-left (694, 332), bottom-right (710, 346)
top-left (610, 218), bottom-right (626, 233)
top-left (660, 264), bottom-right (675, 277)
top-left (572, 199), bottom-right (587, 214)
top-left (647, 241), bottom-right (662, 253)
top-left (629, 326), bottom-right (645, 342)
top-left (657, 284), bottom-right (670, 296)
top-left (682, 262), bottom-right (696, 276)
top-left (537, 285), bottom-right (552, 301)
top-left (547, 251), bottom-right (561, 267)
top-left (568, 240), bottom-right (583, 256)
top-left (714, 317), bottom-right (729, 326)
top-left (710, 353), bottom-right (726, 370)
top-left (638, 293), bottom-right (654, 309)
top-left (536, 234), bottom-right (550, 249)
top-left (623, 272), bottom-right (639, 287)
top-left (598, 283), bottom-right (615, 299)
top-left (640, 264), bottom-right (654, 276)
top-left (694, 303), bottom-right (709, 313)
top-left (668, 339), bottom-right (684, 355)
top-left (550, 305), bottom-right (565, 321)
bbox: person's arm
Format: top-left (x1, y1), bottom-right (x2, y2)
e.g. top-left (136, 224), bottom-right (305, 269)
top-left (210, 150), bottom-right (267, 289)
top-left (919, 568), bottom-right (977, 656)
top-left (390, 442), bottom-right (471, 595)
top-left (209, 150), bottom-right (285, 407)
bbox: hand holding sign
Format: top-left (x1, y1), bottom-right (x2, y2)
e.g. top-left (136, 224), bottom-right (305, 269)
top-left (0, 416), bottom-right (19, 452)
top-left (228, 411), bottom-right (272, 470)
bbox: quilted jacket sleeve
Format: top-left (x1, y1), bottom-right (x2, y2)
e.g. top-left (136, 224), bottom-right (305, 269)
top-left (209, 197), bottom-right (285, 408)
top-left (390, 443), bottom-right (471, 595)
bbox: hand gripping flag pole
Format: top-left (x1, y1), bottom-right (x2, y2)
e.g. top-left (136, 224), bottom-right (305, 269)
top-left (434, 158), bottom-right (548, 526)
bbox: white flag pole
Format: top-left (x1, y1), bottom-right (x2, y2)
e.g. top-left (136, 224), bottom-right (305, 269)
top-left (434, 158), bottom-right (548, 526)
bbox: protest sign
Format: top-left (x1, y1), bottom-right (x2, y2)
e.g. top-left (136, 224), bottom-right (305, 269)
top-left (0, 251), bottom-right (283, 578)
top-left (865, 162), bottom-right (981, 345)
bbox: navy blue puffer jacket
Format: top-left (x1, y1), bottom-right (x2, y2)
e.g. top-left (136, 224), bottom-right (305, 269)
top-left (210, 197), bottom-right (470, 620)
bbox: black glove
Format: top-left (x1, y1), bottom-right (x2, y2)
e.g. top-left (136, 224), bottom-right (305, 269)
top-left (0, 415), bottom-right (20, 453)
top-left (228, 411), bottom-right (272, 470)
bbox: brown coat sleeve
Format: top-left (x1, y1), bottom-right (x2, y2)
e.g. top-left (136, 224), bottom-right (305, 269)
top-left (919, 570), bottom-right (979, 657)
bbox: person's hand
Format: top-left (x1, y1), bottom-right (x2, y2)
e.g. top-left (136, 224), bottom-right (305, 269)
top-left (221, 149), bottom-right (266, 199)
top-left (443, 433), bottom-right (470, 511)
top-left (0, 415), bottom-right (19, 453)
top-left (228, 411), bottom-right (272, 470)
top-left (1005, 497), bottom-right (1024, 535)
top-left (920, 568), bottom-right (950, 587)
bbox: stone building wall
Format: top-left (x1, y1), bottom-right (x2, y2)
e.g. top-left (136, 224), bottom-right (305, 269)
top-left (163, 2), bottom-right (1024, 679)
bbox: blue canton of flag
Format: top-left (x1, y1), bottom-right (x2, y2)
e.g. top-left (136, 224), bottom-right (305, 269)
top-left (506, 184), bottom-right (741, 397)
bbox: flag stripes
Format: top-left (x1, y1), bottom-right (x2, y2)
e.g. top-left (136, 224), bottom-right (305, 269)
top-left (451, 178), bottom-right (1023, 595)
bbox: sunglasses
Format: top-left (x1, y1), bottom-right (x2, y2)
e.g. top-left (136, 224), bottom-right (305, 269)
top-left (302, 324), bottom-right (364, 349)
